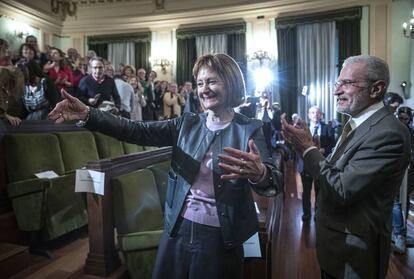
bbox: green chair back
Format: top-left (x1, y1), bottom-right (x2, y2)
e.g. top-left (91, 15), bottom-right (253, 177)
top-left (93, 132), bottom-right (124, 159)
top-left (112, 168), bottom-right (163, 234)
top-left (147, 161), bottom-right (171, 212)
top-left (123, 142), bottom-right (144, 154)
top-left (56, 131), bottom-right (99, 172)
top-left (4, 133), bottom-right (65, 182)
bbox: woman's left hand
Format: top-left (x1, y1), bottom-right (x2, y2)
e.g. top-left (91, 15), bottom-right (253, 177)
top-left (218, 139), bottom-right (266, 182)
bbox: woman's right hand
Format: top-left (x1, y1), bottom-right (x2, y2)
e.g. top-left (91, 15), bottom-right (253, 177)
top-left (49, 89), bottom-right (89, 123)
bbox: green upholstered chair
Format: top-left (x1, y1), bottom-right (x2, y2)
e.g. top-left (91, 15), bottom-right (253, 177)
top-left (122, 142), bottom-right (144, 154)
top-left (143, 146), bottom-right (159, 151)
top-left (93, 132), bottom-right (125, 159)
top-left (56, 131), bottom-right (99, 172)
top-left (147, 161), bottom-right (171, 212)
top-left (5, 133), bottom-right (88, 240)
top-left (112, 168), bottom-right (164, 279)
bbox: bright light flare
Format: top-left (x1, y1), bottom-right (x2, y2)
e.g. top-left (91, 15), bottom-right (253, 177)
top-left (253, 67), bottom-right (273, 92)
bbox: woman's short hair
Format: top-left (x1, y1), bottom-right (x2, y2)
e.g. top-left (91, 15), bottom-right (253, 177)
top-left (122, 65), bottom-right (136, 76)
top-left (193, 53), bottom-right (246, 108)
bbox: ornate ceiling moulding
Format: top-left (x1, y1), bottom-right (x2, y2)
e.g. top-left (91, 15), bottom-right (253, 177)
top-left (76, 0), bottom-right (141, 4)
top-left (62, 0), bottom-right (367, 34)
top-left (0, 0), bottom-right (62, 32)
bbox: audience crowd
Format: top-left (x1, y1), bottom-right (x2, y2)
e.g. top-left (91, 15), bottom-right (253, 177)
top-left (0, 35), bottom-right (201, 124)
top-left (1, 35), bottom-right (414, 261)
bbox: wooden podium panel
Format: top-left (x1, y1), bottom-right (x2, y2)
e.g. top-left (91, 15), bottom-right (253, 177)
top-left (244, 192), bottom-right (272, 279)
top-left (0, 242), bottom-right (30, 278)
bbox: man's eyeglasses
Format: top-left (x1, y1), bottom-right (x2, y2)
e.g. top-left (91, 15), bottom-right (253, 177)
top-left (334, 79), bottom-right (371, 90)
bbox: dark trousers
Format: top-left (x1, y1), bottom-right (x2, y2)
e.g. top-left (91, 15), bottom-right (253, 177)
top-left (301, 172), bottom-right (319, 217)
top-left (143, 104), bottom-right (157, 121)
top-left (262, 122), bottom-right (272, 151)
top-left (152, 217), bottom-right (244, 279)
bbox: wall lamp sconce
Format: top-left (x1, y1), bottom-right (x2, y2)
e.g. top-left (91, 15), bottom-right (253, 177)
top-left (149, 57), bottom-right (172, 74)
top-left (402, 10), bottom-right (414, 39)
top-left (51, 0), bottom-right (77, 19)
top-left (401, 81), bottom-right (410, 99)
top-left (248, 50), bottom-right (273, 66)
top-left (14, 31), bottom-right (29, 39)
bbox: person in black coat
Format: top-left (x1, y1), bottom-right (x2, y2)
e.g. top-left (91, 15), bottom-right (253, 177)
top-left (49, 53), bottom-right (283, 279)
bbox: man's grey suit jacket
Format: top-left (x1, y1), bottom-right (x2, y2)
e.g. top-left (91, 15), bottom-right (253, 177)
top-left (303, 106), bottom-right (411, 279)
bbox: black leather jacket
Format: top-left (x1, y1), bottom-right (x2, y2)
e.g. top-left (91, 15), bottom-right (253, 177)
top-left (86, 109), bottom-right (283, 249)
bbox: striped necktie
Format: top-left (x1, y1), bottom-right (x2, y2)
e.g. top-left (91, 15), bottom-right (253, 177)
top-left (338, 121), bottom-right (353, 146)
top-left (313, 125), bottom-right (319, 137)
top-left (330, 120), bottom-right (354, 159)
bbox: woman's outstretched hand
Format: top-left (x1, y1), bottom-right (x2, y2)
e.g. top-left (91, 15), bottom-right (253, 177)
top-left (48, 89), bottom-right (89, 123)
top-left (218, 139), bottom-right (266, 183)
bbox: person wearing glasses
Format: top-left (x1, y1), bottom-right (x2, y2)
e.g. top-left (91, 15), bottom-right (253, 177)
top-left (282, 55), bottom-right (410, 279)
top-left (49, 53), bottom-right (283, 279)
top-left (77, 57), bottom-right (120, 110)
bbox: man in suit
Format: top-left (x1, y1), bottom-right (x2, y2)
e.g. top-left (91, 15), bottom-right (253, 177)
top-left (282, 55), bottom-right (411, 279)
top-left (300, 106), bottom-right (335, 222)
top-left (257, 93), bottom-right (274, 151)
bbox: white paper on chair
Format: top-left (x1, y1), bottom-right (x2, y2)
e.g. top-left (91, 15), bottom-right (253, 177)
top-left (243, 232), bottom-right (261, 258)
top-left (34, 170), bottom-right (59, 179)
top-left (75, 169), bottom-right (105, 195)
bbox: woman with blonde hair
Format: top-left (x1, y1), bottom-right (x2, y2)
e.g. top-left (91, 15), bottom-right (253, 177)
top-left (163, 83), bottom-right (185, 119)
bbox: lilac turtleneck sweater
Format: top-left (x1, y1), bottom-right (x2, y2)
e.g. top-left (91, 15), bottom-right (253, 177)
top-left (182, 116), bottom-right (232, 227)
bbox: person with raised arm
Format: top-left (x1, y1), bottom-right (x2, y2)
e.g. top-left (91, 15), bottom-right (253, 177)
top-left (50, 53), bottom-right (283, 279)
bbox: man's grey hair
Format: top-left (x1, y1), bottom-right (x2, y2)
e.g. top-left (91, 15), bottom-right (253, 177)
top-left (343, 55), bottom-right (390, 91)
top-left (308, 105), bottom-right (321, 112)
top-left (89, 56), bottom-right (104, 65)
top-left (86, 50), bottom-right (97, 58)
